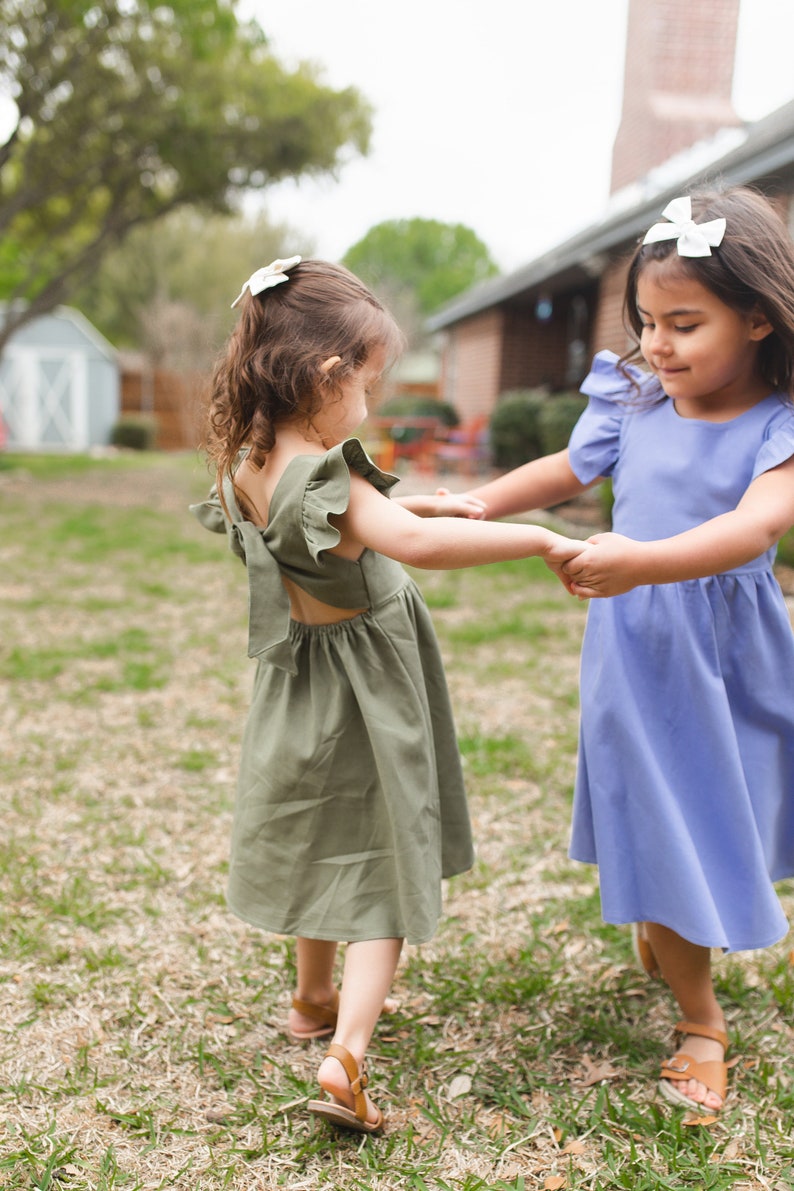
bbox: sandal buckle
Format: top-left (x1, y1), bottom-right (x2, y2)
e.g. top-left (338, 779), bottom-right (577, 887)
top-left (666, 1058), bottom-right (690, 1073)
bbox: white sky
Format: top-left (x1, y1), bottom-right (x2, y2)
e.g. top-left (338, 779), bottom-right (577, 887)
top-left (242, 0), bottom-right (794, 272)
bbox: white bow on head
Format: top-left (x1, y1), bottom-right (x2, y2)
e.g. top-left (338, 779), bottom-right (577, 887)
top-left (642, 197), bottom-right (726, 258)
top-left (231, 255), bottom-right (302, 308)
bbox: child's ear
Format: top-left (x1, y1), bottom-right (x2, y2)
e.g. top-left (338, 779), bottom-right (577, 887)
top-left (749, 310), bottom-right (774, 341)
top-left (320, 355), bottom-right (342, 374)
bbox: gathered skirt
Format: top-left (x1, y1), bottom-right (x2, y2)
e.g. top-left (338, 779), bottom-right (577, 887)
top-left (227, 579), bottom-right (474, 945)
top-left (570, 570), bottom-right (794, 952)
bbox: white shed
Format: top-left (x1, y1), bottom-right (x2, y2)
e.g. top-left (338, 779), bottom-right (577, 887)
top-left (0, 306), bottom-right (120, 451)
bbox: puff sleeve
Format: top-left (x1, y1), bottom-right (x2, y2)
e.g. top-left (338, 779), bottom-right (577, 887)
top-left (752, 405), bottom-right (794, 481)
top-left (568, 350), bottom-right (664, 484)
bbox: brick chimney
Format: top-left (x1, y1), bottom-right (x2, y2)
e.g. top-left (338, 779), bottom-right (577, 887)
top-left (610, 0), bottom-right (742, 193)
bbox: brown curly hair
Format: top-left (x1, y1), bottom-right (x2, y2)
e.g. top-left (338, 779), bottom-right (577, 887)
top-left (204, 259), bottom-right (405, 493)
top-left (622, 186), bottom-right (794, 398)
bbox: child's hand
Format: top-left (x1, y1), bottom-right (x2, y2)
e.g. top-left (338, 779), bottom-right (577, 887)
top-left (542, 532), bottom-right (589, 594)
top-left (562, 532), bottom-right (645, 597)
top-left (432, 487), bottom-right (487, 519)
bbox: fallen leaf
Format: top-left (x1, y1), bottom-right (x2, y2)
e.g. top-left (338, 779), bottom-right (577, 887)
top-left (553, 1126), bottom-right (564, 1143)
top-left (682, 1113), bottom-right (719, 1127)
top-left (544, 1177), bottom-right (566, 1190)
top-left (447, 1073), bottom-right (472, 1099)
top-left (578, 1053), bottom-right (621, 1086)
top-left (561, 1140), bottom-right (586, 1155)
top-left (489, 1114), bottom-right (508, 1138)
top-left (544, 919), bottom-right (571, 937)
top-left (205, 1109), bottom-right (229, 1123)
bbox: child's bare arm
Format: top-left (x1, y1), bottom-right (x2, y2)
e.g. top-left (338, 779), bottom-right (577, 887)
top-left (565, 457), bottom-right (794, 597)
top-left (332, 472), bottom-right (587, 571)
top-left (463, 449), bottom-right (592, 519)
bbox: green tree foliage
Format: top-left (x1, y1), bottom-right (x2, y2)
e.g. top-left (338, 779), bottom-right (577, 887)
top-left (0, 0), bottom-right (372, 352)
top-left (71, 208), bottom-right (298, 359)
top-left (342, 218), bottom-right (498, 331)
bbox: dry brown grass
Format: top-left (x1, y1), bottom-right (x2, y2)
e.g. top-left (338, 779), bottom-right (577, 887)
top-left (1, 454), bottom-right (793, 1191)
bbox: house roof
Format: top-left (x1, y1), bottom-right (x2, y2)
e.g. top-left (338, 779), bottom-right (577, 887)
top-left (427, 97), bottom-right (794, 332)
top-left (0, 303), bottom-right (117, 360)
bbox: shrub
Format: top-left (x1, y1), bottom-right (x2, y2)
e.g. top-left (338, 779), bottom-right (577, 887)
top-left (538, 392), bottom-right (588, 455)
top-left (598, 477), bottom-right (614, 525)
top-left (488, 390), bottom-right (547, 469)
top-left (377, 395), bottom-right (459, 428)
top-left (110, 415), bottom-right (158, 451)
top-left (777, 527), bottom-right (794, 568)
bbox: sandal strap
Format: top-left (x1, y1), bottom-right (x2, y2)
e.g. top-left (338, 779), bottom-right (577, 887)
top-left (325, 1042), bottom-right (368, 1123)
top-left (674, 1020), bottom-right (729, 1051)
top-left (291, 991), bottom-right (340, 1028)
top-left (660, 1052), bottom-right (728, 1100)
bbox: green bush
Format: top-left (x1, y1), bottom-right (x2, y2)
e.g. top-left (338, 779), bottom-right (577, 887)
top-left (776, 527), bottom-right (794, 567)
top-left (377, 395), bottom-right (459, 428)
top-left (538, 392), bottom-right (588, 454)
top-left (598, 477), bottom-right (614, 525)
top-left (110, 415), bottom-right (158, 451)
top-left (488, 390), bottom-right (547, 469)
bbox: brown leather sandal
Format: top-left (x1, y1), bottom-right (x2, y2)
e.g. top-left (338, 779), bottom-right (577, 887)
top-left (288, 989), bottom-right (398, 1042)
top-left (659, 1020), bottom-right (729, 1112)
top-left (288, 991), bottom-right (340, 1042)
top-left (308, 1043), bottom-right (384, 1134)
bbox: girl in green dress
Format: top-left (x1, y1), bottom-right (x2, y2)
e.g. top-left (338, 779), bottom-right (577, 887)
top-left (193, 256), bottom-right (584, 1133)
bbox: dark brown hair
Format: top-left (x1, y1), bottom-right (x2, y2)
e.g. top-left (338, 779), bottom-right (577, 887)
top-left (622, 186), bottom-right (794, 398)
top-left (205, 259), bottom-right (405, 491)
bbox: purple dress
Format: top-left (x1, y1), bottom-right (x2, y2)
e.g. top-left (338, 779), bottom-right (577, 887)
top-left (567, 351), bottom-right (794, 952)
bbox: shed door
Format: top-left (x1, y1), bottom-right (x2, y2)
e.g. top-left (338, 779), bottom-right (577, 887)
top-left (0, 347), bottom-right (89, 450)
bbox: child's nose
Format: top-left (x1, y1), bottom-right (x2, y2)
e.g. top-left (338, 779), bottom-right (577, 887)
top-left (649, 326), bottom-right (672, 355)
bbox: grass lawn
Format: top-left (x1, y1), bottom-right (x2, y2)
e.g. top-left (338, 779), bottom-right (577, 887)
top-left (1, 451), bottom-right (793, 1190)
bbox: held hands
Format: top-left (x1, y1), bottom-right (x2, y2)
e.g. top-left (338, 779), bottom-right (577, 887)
top-left (542, 531), bottom-right (590, 594)
top-left (428, 490), bottom-right (647, 598)
top-left (562, 532), bottom-right (646, 597)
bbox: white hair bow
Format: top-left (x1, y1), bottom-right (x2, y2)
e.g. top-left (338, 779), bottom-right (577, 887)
top-left (231, 255), bottom-right (302, 308)
top-left (642, 197), bottom-right (726, 258)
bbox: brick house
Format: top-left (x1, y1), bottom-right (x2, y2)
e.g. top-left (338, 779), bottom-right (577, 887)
top-left (428, 0), bottom-right (794, 419)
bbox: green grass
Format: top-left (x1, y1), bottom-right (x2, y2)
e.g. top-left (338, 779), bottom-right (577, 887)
top-left (0, 453), bottom-right (792, 1190)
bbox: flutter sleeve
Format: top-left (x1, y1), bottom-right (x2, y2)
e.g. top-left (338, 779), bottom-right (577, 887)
top-left (752, 405), bottom-right (794, 480)
top-left (568, 350), bottom-right (663, 484)
top-left (300, 438), bottom-right (399, 565)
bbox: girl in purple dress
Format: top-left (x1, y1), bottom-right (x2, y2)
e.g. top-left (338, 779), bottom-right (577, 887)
top-left (466, 188), bottom-right (794, 1113)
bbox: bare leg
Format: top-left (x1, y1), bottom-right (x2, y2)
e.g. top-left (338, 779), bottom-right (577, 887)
top-left (646, 922), bottom-right (726, 1111)
top-left (287, 937), bottom-right (338, 1037)
top-left (317, 937), bottom-right (403, 1125)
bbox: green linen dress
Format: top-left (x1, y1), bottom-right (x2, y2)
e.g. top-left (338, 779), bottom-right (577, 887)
top-left (191, 438), bottom-right (474, 945)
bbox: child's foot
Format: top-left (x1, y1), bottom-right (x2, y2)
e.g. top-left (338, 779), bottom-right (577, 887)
top-left (288, 992), bottom-right (339, 1041)
top-left (308, 1045), bottom-right (384, 1133)
top-left (659, 1020), bottom-right (728, 1113)
top-left (288, 989), bottom-right (399, 1042)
